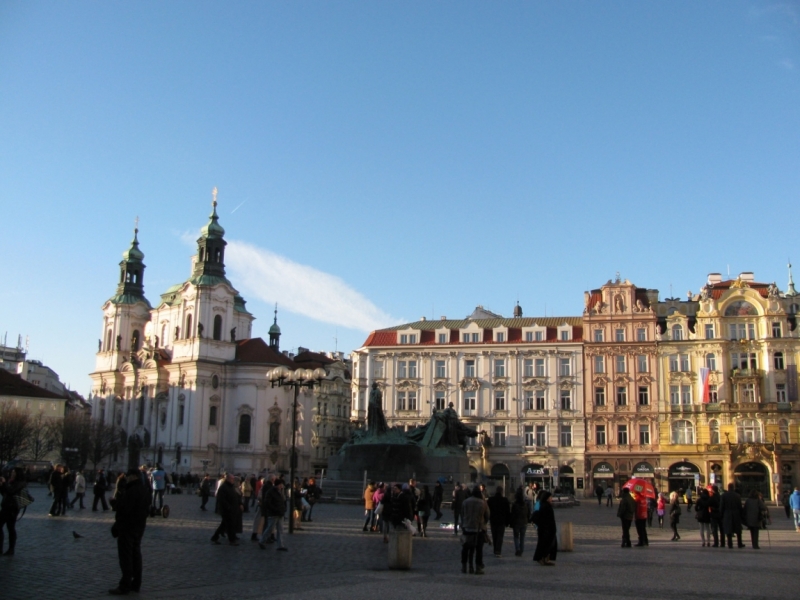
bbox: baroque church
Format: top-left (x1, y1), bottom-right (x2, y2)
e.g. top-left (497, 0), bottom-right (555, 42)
top-left (89, 191), bottom-right (352, 475)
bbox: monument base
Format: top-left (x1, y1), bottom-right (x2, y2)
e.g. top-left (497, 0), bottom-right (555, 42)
top-left (327, 443), bottom-right (471, 482)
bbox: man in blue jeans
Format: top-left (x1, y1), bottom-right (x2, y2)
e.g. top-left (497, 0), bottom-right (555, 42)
top-left (790, 487), bottom-right (800, 532)
top-left (149, 464), bottom-right (167, 510)
top-left (259, 479), bottom-right (288, 552)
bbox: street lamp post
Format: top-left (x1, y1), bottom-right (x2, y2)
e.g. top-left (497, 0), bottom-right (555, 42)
top-left (267, 365), bottom-right (327, 533)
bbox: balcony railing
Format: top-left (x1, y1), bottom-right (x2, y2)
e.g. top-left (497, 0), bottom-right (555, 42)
top-left (730, 368), bottom-right (764, 378)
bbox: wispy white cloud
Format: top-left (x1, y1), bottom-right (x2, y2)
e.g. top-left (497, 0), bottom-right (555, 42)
top-left (225, 240), bottom-right (396, 332)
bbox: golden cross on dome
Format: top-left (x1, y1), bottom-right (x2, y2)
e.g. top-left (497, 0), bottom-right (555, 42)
top-left (212, 187), bottom-right (218, 208)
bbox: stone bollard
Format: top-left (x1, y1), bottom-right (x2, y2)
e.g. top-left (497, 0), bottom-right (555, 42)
top-left (558, 522), bottom-right (574, 552)
top-left (388, 530), bottom-right (413, 569)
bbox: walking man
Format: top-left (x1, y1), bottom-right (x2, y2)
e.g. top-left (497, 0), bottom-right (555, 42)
top-left (790, 487), bottom-right (800, 531)
top-left (149, 464), bottom-right (166, 511)
top-left (259, 479), bottom-right (288, 551)
top-left (617, 488), bottom-right (635, 548)
top-left (70, 470), bottom-right (86, 509)
top-left (93, 469), bottom-right (109, 511)
top-left (211, 473), bottom-right (242, 546)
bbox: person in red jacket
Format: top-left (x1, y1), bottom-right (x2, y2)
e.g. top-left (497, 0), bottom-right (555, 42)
top-left (633, 493), bottom-right (649, 547)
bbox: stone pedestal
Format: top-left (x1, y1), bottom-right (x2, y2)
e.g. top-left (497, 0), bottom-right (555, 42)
top-left (388, 530), bottom-right (413, 569)
top-left (558, 522), bottom-right (574, 551)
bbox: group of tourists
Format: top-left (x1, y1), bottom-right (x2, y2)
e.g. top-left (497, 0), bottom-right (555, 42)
top-left (362, 479), bottom-right (440, 542)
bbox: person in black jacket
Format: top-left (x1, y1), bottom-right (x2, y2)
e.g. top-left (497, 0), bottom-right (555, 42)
top-left (108, 468), bottom-right (150, 595)
top-left (48, 465), bottom-right (64, 516)
top-left (391, 484), bottom-right (414, 530)
top-left (211, 473), bottom-right (242, 546)
top-left (93, 469), bottom-right (109, 511)
top-left (0, 467), bottom-right (27, 556)
top-left (432, 481), bottom-right (444, 519)
top-left (532, 491), bottom-right (557, 566)
top-left (708, 485), bottom-right (723, 547)
top-left (486, 486), bottom-right (511, 557)
top-left (258, 479), bottom-right (287, 551)
top-left (719, 483), bottom-right (744, 548)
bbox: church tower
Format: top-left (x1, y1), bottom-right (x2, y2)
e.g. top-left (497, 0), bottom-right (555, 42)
top-left (269, 304), bottom-right (281, 351)
top-left (190, 187), bottom-right (229, 286)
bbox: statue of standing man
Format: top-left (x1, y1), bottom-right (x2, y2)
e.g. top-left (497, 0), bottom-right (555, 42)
top-left (367, 382), bottom-right (388, 437)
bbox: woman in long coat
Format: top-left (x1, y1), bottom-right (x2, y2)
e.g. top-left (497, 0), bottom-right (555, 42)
top-left (531, 491), bottom-right (557, 566)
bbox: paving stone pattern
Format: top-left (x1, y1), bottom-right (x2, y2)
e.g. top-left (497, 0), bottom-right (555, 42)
top-left (2, 485), bottom-right (798, 600)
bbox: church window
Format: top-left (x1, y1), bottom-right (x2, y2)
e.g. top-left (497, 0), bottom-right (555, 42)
top-left (209, 406), bottom-right (217, 427)
top-left (213, 315), bottom-right (223, 340)
top-left (215, 248), bottom-right (222, 263)
top-left (137, 395), bottom-right (144, 426)
top-left (106, 329), bottom-right (113, 352)
top-left (238, 414), bottom-right (252, 444)
top-left (186, 315), bottom-right (193, 339)
top-left (132, 330), bottom-right (141, 352)
top-left (199, 248), bottom-right (205, 262)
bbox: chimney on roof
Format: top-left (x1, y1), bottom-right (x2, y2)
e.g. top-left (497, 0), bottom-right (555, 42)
top-left (440, 316), bottom-right (447, 320)
top-left (297, 347), bottom-right (309, 354)
top-left (740, 272), bottom-right (755, 282)
top-left (708, 273), bottom-right (722, 285)
top-left (513, 302), bottom-right (522, 318)
top-left (420, 316), bottom-right (426, 321)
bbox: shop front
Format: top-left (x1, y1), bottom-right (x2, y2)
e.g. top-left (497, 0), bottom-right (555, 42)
top-left (521, 463), bottom-right (551, 490)
top-left (668, 461), bottom-right (701, 493)
top-left (734, 461), bottom-right (771, 500)
top-left (557, 466), bottom-right (575, 494)
top-left (592, 461), bottom-right (614, 491)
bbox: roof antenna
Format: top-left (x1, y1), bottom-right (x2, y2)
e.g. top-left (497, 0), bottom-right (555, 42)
top-left (727, 264), bottom-right (730, 278)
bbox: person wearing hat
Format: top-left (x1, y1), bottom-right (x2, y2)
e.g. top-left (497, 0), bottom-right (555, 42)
top-left (108, 469), bottom-right (150, 595)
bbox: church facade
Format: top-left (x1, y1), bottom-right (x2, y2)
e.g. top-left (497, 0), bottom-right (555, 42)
top-left (89, 193), bottom-right (350, 476)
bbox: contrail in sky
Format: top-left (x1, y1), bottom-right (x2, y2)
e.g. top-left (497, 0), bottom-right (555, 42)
top-left (231, 199), bottom-right (247, 214)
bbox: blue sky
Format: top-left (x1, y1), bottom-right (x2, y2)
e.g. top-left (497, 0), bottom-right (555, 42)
top-left (1, 1), bottom-right (798, 393)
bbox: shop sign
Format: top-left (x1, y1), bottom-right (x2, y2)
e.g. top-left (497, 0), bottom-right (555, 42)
top-left (593, 462), bottom-right (614, 479)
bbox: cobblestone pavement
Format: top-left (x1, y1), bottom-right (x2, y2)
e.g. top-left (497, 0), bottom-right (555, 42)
top-left (3, 485), bottom-right (798, 600)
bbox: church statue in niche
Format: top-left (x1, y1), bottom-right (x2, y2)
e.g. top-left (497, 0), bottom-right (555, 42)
top-left (269, 422), bottom-right (280, 446)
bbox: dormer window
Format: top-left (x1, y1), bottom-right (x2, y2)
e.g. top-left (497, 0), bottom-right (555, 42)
top-left (493, 327), bottom-right (508, 343)
top-left (558, 326), bottom-right (572, 341)
top-left (397, 329), bottom-right (418, 345)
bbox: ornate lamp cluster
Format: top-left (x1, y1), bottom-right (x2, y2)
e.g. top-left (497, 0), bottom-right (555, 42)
top-left (266, 365), bottom-right (327, 533)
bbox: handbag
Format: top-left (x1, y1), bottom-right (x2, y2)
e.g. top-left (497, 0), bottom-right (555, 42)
top-left (14, 489), bottom-right (35, 509)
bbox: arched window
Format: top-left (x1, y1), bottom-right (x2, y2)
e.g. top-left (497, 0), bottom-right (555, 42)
top-left (671, 324), bottom-right (683, 340)
top-left (238, 414), bottom-right (251, 444)
top-left (213, 315), bottom-right (223, 341)
top-left (724, 301), bottom-right (757, 316)
top-left (737, 419), bottom-right (762, 443)
top-left (106, 329), bottom-right (113, 352)
top-left (209, 406), bottom-right (218, 427)
top-left (779, 419), bottom-right (789, 444)
top-left (705, 353), bottom-right (716, 371)
top-left (199, 248), bottom-right (205, 262)
top-left (215, 248), bottom-right (222, 263)
top-left (161, 324), bottom-right (167, 346)
top-left (671, 420), bottom-right (694, 444)
top-left (709, 419), bottom-right (720, 444)
top-left (185, 315), bottom-right (193, 339)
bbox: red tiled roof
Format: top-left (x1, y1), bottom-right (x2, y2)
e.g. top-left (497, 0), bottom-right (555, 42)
top-left (0, 369), bottom-right (67, 400)
top-left (710, 280), bottom-right (770, 300)
top-left (233, 338), bottom-right (296, 367)
top-left (359, 321), bottom-right (584, 347)
top-left (294, 350), bottom-right (334, 369)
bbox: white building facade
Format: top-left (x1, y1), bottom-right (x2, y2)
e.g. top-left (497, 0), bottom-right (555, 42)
top-left (351, 307), bottom-right (586, 491)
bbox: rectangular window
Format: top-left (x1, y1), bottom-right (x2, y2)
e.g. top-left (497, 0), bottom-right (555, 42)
top-left (595, 387), bottom-right (606, 406)
top-left (776, 384), bottom-right (787, 403)
top-left (525, 331), bottom-right (533, 342)
top-left (535, 425), bottom-right (547, 447)
top-left (535, 359), bottom-right (545, 377)
top-left (636, 328), bottom-right (646, 341)
top-left (670, 385), bottom-right (680, 405)
top-left (471, 332), bottom-right (480, 343)
top-left (463, 391), bottom-right (476, 413)
top-left (748, 323), bottom-right (755, 339)
top-left (400, 334), bottom-right (408, 344)
top-left (617, 425), bottom-right (628, 445)
top-left (560, 390), bottom-right (571, 410)
top-left (669, 355), bottom-right (678, 372)
top-left (524, 425), bottom-right (535, 447)
top-left (179, 403), bottom-right (185, 426)
top-left (462, 333), bottom-right (470, 343)
top-left (374, 362), bottom-right (384, 378)
top-left (435, 360), bottom-right (446, 378)
top-left (708, 385), bottom-right (718, 403)
top-left (560, 425), bottom-right (572, 447)
top-left (535, 331), bottom-right (544, 342)
top-left (438, 333), bottom-right (447, 344)
top-left (494, 425), bottom-right (507, 447)
top-left (742, 382), bottom-right (756, 403)
top-left (774, 353), bottom-right (785, 370)
top-left (639, 424), bottom-right (650, 445)
top-left (705, 324), bottom-right (715, 339)
top-left (524, 390), bottom-right (534, 411)
top-left (681, 385), bottom-right (692, 405)
top-left (594, 356), bottom-right (605, 373)
top-left (595, 425), bottom-right (606, 445)
top-left (464, 359), bottom-right (475, 378)
top-left (638, 386), bottom-right (649, 406)
top-left (535, 390), bottom-right (546, 411)
top-left (615, 328), bottom-right (625, 342)
top-left (560, 330), bottom-right (570, 341)
top-left (594, 329), bottom-right (604, 342)
top-left (615, 355), bottom-right (626, 373)
top-left (407, 391), bottom-right (417, 411)
top-left (616, 386), bottom-right (627, 406)
top-left (408, 361), bottom-right (417, 378)
top-left (494, 391), bottom-right (505, 411)
top-left (435, 391), bottom-right (446, 411)
top-left (559, 358), bottom-right (571, 376)
top-left (680, 354), bottom-right (690, 372)
top-left (637, 355), bottom-right (647, 373)
top-left (496, 332), bottom-right (505, 343)
top-left (398, 361), bottom-right (407, 378)
top-left (523, 359), bottom-right (534, 377)
top-left (731, 353), bottom-right (758, 370)
top-left (397, 392), bottom-right (407, 411)
top-left (772, 322), bottom-right (782, 338)
top-left (494, 359), bottom-right (506, 377)
top-left (209, 405), bottom-right (217, 427)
